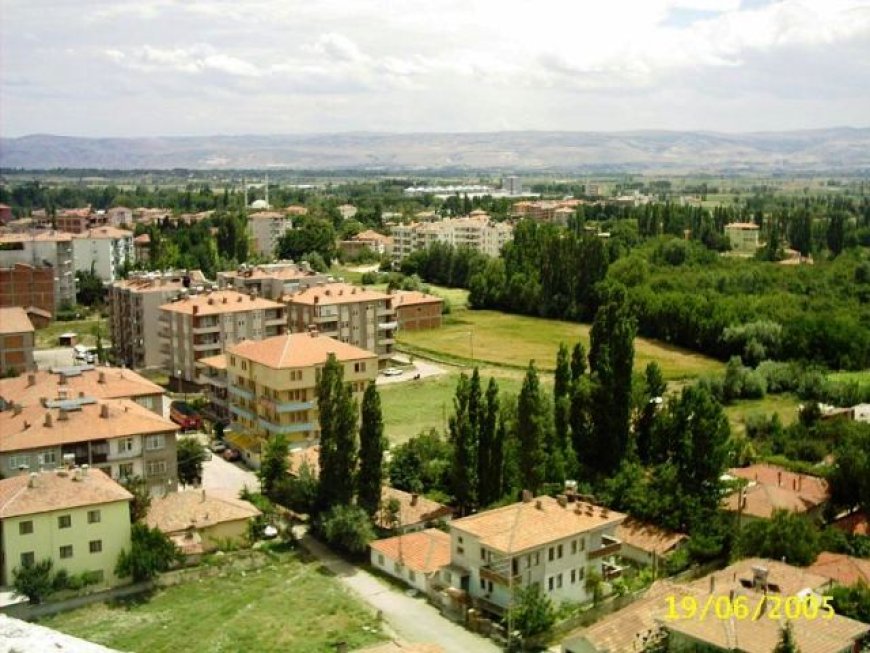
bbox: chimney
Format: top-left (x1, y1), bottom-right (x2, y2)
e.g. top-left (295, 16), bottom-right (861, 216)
top-left (44, 412), bottom-right (53, 427)
top-left (557, 495), bottom-right (567, 508)
top-left (574, 503), bottom-right (583, 514)
top-left (709, 575), bottom-right (716, 593)
top-left (201, 489), bottom-right (206, 503)
top-left (535, 499), bottom-right (543, 510)
top-left (79, 391), bottom-right (85, 398)
top-left (58, 408), bottom-right (69, 421)
top-left (12, 403), bottom-right (22, 416)
top-left (100, 404), bottom-right (110, 418)
top-left (793, 478), bottom-right (797, 490)
top-left (777, 471), bottom-right (782, 487)
top-left (411, 493), bottom-right (419, 506)
top-left (798, 476), bottom-right (802, 491)
top-left (82, 464), bottom-right (89, 477)
top-left (27, 373), bottom-right (36, 387)
top-left (40, 396), bottom-right (48, 407)
top-left (193, 305), bottom-right (199, 315)
top-left (98, 371), bottom-right (106, 384)
top-left (59, 373), bottom-right (67, 385)
top-left (28, 472), bottom-right (38, 488)
top-left (521, 489), bottom-right (532, 503)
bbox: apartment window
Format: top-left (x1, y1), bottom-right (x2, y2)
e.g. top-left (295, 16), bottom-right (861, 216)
top-left (118, 463), bottom-right (134, 480)
top-left (146, 435), bottom-right (165, 450)
top-left (117, 438), bottom-right (134, 454)
top-left (147, 460), bottom-right (167, 477)
top-left (19, 520), bottom-right (33, 535)
top-left (456, 546), bottom-right (464, 555)
top-left (409, 571), bottom-right (416, 582)
top-left (378, 554), bottom-right (385, 566)
top-left (557, 573), bottom-right (563, 589)
top-left (557, 544), bottom-right (563, 559)
top-left (354, 362), bottom-right (366, 373)
top-left (20, 552), bottom-right (35, 567)
top-left (526, 555), bottom-right (531, 569)
top-left (8, 455), bottom-right (30, 471)
top-left (578, 567), bottom-right (585, 581)
top-left (571, 570), bottom-right (576, 584)
top-left (579, 537), bottom-right (586, 552)
top-left (60, 545), bottom-right (73, 559)
top-left (90, 570), bottom-right (105, 584)
top-left (480, 547), bottom-right (487, 561)
top-left (230, 356), bottom-right (236, 366)
top-left (58, 515), bottom-right (72, 529)
top-left (533, 552), bottom-right (540, 566)
top-left (37, 451), bottom-right (57, 466)
top-left (548, 547), bottom-right (554, 562)
top-left (394, 561), bottom-right (401, 573)
top-left (480, 578), bottom-right (486, 590)
top-left (89, 540), bottom-right (103, 554)
top-left (548, 576), bottom-right (554, 591)
top-left (88, 510), bottom-right (101, 524)
top-left (241, 361), bottom-right (248, 370)
top-left (571, 540), bottom-right (577, 555)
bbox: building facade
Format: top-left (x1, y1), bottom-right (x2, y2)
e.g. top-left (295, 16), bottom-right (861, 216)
top-left (392, 291), bottom-right (443, 331)
top-left (391, 216), bottom-right (513, 261)
top-left (725, 222), bottom-right (761, 255)
top-left (0, 468), bottom-right (133, 588)
top-left (247, 211), bottom-right (294, 258)
top-left (159, 289), bottom-right (286, 385)
top-left (217, 262), bottom-right (329, 301)
top-left (0, 233), bottom-right (76, 312)
top-left (72, 227), bottom-right (134, 282)
top-left (0, 307), bottom-right (35, 374)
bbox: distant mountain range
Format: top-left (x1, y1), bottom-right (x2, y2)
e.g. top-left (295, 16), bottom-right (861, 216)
top-left (2, 128), bottom-right (870, 172)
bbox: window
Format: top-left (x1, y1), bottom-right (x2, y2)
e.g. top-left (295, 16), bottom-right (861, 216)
top-left (58, 515), bottom-right (71, 529)
top-left (37, 451), bottom-right (57, 466)
top-left (60, 545), bottom-right (73, 559)
top-left (118, 463), bottom-right (134, 480)
top-left (480, 547), bottom-right (487, 561)
top-left (548, 576), bottom-right (554, 591)
top-left (88, 510), bottom-right (101, 524)
top-left (147, 460), bottom-right (167, 477)
top-left (378, 554), bottom-right (385, 566)
top-left (557, 544), bottom-right (563, 559)
top-left (557, 573), bottom-right (563, 589)
top-left (571, 540), bottom-right (577, 555)
top-left (146, 435), bottom-right (165, 450)
top-left (578, 567), bottom-right (585, 581)
top-left (354, 362), bottom-right (366, 373)
top-left (394, 561), bottom-right (401, 573)
top-left (571, 570), bottom-right (576, 584)
top-left (8, 455), bottom-right (30, 470)
top-left (19, 520), bottom-right (33, 535)
top-left (480, 578), bottom-right (486, 590)
top-left (89, 570), bottom-right (105, 584)
top-left (20, 552), bottom-right (35, 567)
top-left (533, 552), bottom-right (540, 566)
top-left (117, 438), bottom-right (134, 454)
top-left (579, 538), bottom-right (586, 552)
top-left (548, 547), bottom-right (554, 561)
top-left (456, 546), bottom-right (464, 555)
top-left (89, 540), bottom-right (103, 554)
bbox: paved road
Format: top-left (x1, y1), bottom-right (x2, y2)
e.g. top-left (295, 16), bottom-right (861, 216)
top-left (297, 529), bottom-right (499, 653)
top-left (201, 453), bottom-right (259, 495)
top-left (375, 359), bottom-right (446, 386)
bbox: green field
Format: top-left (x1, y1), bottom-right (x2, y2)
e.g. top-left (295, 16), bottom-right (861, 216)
top-left (828, 370), bottom-right (870, 389)
top-left (397, 310), bottom-right (722, 381)
top-left (724, 393), bottom-right (802, 438)
top-left (35, 316), bottom-right (107, 349)
top-left (40, 552), bottom-right (384, 653)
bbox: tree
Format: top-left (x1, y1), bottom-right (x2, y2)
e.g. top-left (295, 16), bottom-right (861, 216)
top-left (516, 361), bottom-right (548, 494)
top-left (317, 354), bottom-right (358, 512)
top-left (773, 622), bottom-right (800, 653)
top-left (636, 362), bottom-right (666, 464)
top-left (276, 216), bottom-right (337, 265)
top-left (735, 510), bottom-right (819, 566)
top-left (13, 558), bottom-right (55, 604)
top-left (319, 505), bottom-right (375, 555)
top-left (478, 377), bottom-right (503, 506)
top-left (554, 343), bottom-right (572, 401)
top-left (388, 429), bottom-right (452, 496)
top-left (829, 426), bottom-right (870, 516)
top-left (449, 373), bottom-right (478, 514)
top-left (830, 582), bottom-right (870, 624)
top-left (177, 437), bottom-right (207, 486)
top-left (116, 523), bottom-right (181, 582)
top-left (75, 266), bottom-right (104, 306)
top-left (509, 584), bottom-right (556, 638)
top-left (259, 433), bottom-right (289, 501)
top-left (280, 461), bottom-right (319, 514)
top-left (571, 342), bottom-right (587, 381)
top-left (357, 383), bottom-right (385, 517)
top-left (827, 211), bottom-right (846, 256)
top-left (121, 476), bottom-right (151, 522)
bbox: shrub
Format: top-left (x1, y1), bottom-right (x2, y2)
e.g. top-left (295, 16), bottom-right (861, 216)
top-left (318, 505), bottom-right (375, 555)
top-left (13, 559), bottom-right (55, 604)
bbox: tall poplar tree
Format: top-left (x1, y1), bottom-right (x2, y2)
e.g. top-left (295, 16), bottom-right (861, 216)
top-left (317, 354), bottom-right (359, 512)
top-left (357, 382), bottom-right (385, 517)
top-left (571, 342), bottom-right (587, 381)
top-left (517, 361), bottom-right (548, 494)
top-left (449, 374), bottom-right (477, 514)
top-left (478, 377), bottom-right (502, 506)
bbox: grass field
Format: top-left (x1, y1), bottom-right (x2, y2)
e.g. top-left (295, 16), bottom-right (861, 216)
top-left (397, 310), bottom-right (722, 381)
top-left (40, 552), bottom-right (384, 653)
top-left (724, 393), bottom-right (801, 438)
top-left (828, 370), bottom-right (870, 388)
top-left (380, 370), bottom-right (524, 444)
top-left (35, 316), bottom-right (107, 349)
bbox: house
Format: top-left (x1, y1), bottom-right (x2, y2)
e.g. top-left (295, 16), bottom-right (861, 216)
top-left (377, 486), bottom-right (453, 533)
top-left (391, 291), bottom-right (443, 331)
top-left (0, 468), bottom-right (133, 588)
top-left (0, 233), bottom-right (77, 313)
top-left (724, 222), bottom-right (760, 255)
top-left (132, 233), bottom-right (150, 264)
top-left (0, 365), bottom-right (166, 417)
top-left (370, 528), bottom-right (451, 594)
top-left (0, 264), bottom-right (62, 319)
top-left (444, 494), bottom-right (626, 615)
top-left (808, 552), bottom-right (870, 587)
top-left (338, 204), bottom-right (358, 220)
top-left (145, 489), bottom-right (261, 555)
top-left (0, 397), bottom-right (179, 496)
top-left (0, 307), bottom-right (35, 374)
top-left (339, 230), bottom-right (393, 258)
top-left (288, 444), bottom-right (320, 477)
top-left (218, 262), bottom-right (329, 300)
top-left (562, 558), bottom-right (866, 653)
top-left (247, 211), bottom-right (294, 258)
top-left (723, 464), bottom-right (829, 523)
top-left (615, 517), bottom-right (687, 567)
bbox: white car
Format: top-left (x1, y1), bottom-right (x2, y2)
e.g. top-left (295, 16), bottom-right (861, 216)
top-left (382, 367), bottom-right (404, 377)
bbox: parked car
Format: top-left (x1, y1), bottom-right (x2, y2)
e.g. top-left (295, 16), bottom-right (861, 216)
top-left (209, 440), bottom-right (227, 454)
top-left (222, 448), bottom-right (241, 462)
top-left (170, 401), bottom-right (203, 431)
top-left (382, 367), bottom-right (403, 377)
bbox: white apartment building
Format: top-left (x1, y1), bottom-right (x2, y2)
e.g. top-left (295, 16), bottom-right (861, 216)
top-left (444, 495), bottom-right (625, 614)
top-left (72, 227), bottom-right (134, 281)
top-left (0, 232), bottom-right (76, 310)
top-left (217, 262), bottom-right (329, 300)
top-left (247, 211), bottom-right (294, 258)
top-left (391, 215), bottom-right (513, 261)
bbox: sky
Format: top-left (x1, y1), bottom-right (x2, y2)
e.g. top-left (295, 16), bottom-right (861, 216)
top-left (2, 0), bottom-right (870, 137)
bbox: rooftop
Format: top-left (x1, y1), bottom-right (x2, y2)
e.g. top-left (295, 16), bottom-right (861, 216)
top-left (197, 354), bottom-right (227, 371)
top-left (0, 398), bottom-right (176, 453)
top-left (392, 290), bottom-right (443, 308)
top-left (451, 495), bottom-right (625, 555)
top-left (615, 517), bottom-right (688, 556)
top-left (724, 464), bottom-right (830, 519)
top-left (284, 282), bottom-right (391, 306)
top-left (0, 231), bottom-right (73, 243)
top-left (726, 222), bottom-right (761, 230)
top-left (72, 226), bottom-right (133, 240)
top-left (0, 365), bottom-right (163, 408)
top-left (112, 270), bottom-right (207, 294)
top-left (288, 444), bottom-right (320, 477)
top-left (833, 510), bottom-right (869, 537)
top-left (248, 211), bottom-right (290, 220)
top-left (376, 486), bottom-right (453, 530)
top-left (0, 468), bottom-right (132, 519)
top-left (352, 230), bottom-right (392, 243)
top-left (807, 552), bottom-right (870, 587)
top-left (370, 528), bottom-right (451, 573)
top-left (228, 332), bottom-right (377, 369)
top-left (145, 489), bottom-right (261, 534)
top-left (0, 306), bottom-right (35, 334)
top-left (219, 263), bottom-right (318, 282)
top-left (159, 289), bottom-right (284, 315)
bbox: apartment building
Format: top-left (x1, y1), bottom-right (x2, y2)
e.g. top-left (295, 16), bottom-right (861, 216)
top-left (72, 227), bottom-right (134, 282)
top-left (247, 211), bottom-right (294, 258)
top-left (392, 290), bottom-right (443, 331)
top-left (338, 230), bottom-right (393, 259)
top-left (0, 232), bottom-right (76, 313)
top-left (107, 206), bottom-right (133, 227)
top-left (284, 282), bottom-right (396, 366)
top-left (444, 495), bottom-right (625, 615)
top-left (0, 468), bottom-right (133, 588)
top-left (0, 365), bottom-right (166, 417)
top-left (0, 397), bottom-right (179, 495)
top-left (55, 207), bottom-right (97, 234)
top-left (512, 199), bottom-right (583, 224)
top-left (213, 332), bottom-right (377, 455)
top-left (197, 354), bottom-right (230, 423)
top-left (725, 222), bottom-right (760, 255)
top-left (217, 262), bottom-right (329, 301)
top-left (108, 270), bottom-right (208, 369)
top-left (391, 215), bottom-right (513, 261)
top-left (159, 289), bottom-right (286, 385)
top-left (0, 307), bottom-right (35, 374)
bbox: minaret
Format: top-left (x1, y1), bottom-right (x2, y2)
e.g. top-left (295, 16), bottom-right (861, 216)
top-left (265, 172), bottom-right (270, 208)
top-left (243, 178), bottom-right (248, 208)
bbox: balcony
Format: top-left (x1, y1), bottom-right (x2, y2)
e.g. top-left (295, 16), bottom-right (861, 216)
top-left (480, 565), bottom-right (519, 586)
top-left (193, 341), bottom-right (221, 352)
top-left (587, 535), bottom-right (622, 560)
top-left (259, 396), bottom-right (315, 413)
top-left (258, 418), bottom-right (314, 435)
top-left (230, 404), bottom-right (255, 421)
top-left (377, 307), bottom-right (395, 317)
top-left (192, 324), bottom-right (220, 335)
top-left (229, 385), bottom-right (254, 401)
top-left (378, 321), bottom-right (399, 330)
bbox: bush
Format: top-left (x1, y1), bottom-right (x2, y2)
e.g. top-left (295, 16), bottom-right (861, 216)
top-left (318, 505), bottom-right (375, 555)
top-left (116, 523), bottom-right (182, 582)
top-left (508, 584), bottom-right (556, 638)
top-left (13, 559), bottom-right (55, 604)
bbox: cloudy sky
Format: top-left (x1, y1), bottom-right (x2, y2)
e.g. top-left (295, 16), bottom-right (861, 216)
top-left (2, 0), bottom-right (869, 137)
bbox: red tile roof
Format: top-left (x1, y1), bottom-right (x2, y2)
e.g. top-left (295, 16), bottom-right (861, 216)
top-left (808, 552), bottom-right (870, 587)
top-left (370, 528), bottom-right (451, 574)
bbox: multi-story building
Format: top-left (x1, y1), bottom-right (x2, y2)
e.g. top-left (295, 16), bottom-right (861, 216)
top-left (0, 307), bottom-right (35, 374)
top-left (107, 206), bottom-right (133, 227)
top-left (0, 232), bottom-right (76, 313)
top-left (0, 263), bottom-right (58, 318)
top-left (391, 216), bottom-right (513, 261)
top-left (247, 211), bottom-right (295, 258)
top-left (725, 222), bottom-right (761, 255)
top-left (444, 494), bottom-right (626, 615)
top-left (392, 291), bottom-right (443, 331)
top-left (0, 365), bottom-right (166, 417)
top-left (512, 199), bottom-right (583, 224)
top-left (0, 396), bottom-right (179, 495)
top-left (159, 289), bottom-right (286, 386)
top-left (0, 468), bottom-right (133, 588)
top-left (338, 230), bottom-right (393, 259)
top-left (71, 227), bottom-right (134, 282)
top-left (338, 204), bottom-right (358, 220)
top-left (197, 354), bottom-right (230, 423)
top-left (55, 207), bottom-right (94, 234)
top-left (206, 332), bottom-right (377, 459)
top-left (217, 262), bottom-right (329, 301)
top-left (284, 282), bottom-right (396, 366)
top-left (108, 270), bottom-right (208, 369)
top-left (133, 233), bottom-right (151, 264)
